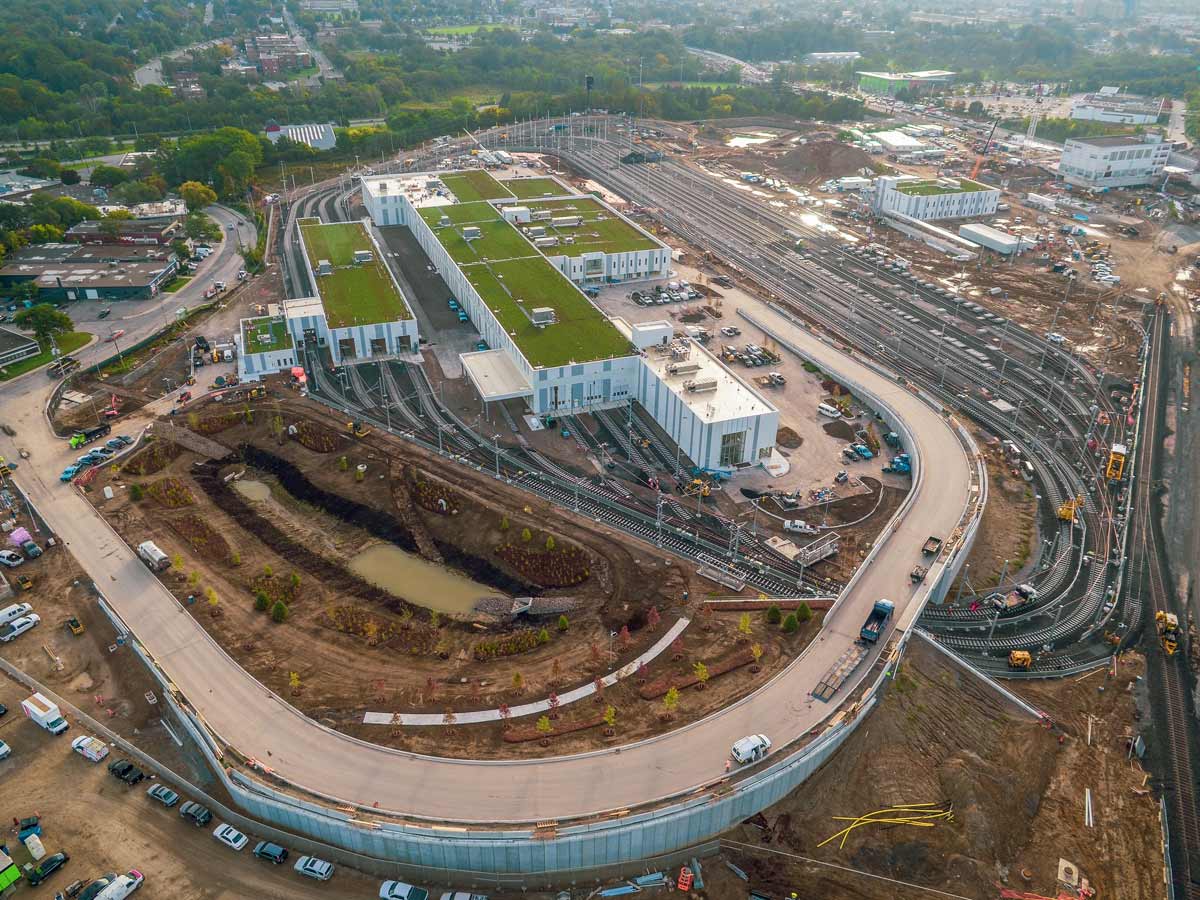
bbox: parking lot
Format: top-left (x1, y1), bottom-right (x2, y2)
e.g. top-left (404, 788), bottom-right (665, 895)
top-left (0, 683), bottom-right (379, 900)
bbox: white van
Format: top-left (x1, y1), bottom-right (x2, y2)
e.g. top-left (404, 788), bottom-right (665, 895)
top-left (817, 402), bottom-right (843, 419)
top-left (731, 734), bottom-right (771, 765)
top-left (136, 541), bottom-right (170, 572)
top-left (71, 735), bottom-right (110, 763)
top-left (0, 602), bottom-right (32, 626)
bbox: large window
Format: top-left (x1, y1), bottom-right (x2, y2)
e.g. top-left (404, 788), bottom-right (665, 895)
top-left (719, 431), bottom-right (746, 467)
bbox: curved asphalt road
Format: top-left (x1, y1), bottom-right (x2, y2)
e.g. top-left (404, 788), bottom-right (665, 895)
top-left (1, 257), bottom-right (973, 823)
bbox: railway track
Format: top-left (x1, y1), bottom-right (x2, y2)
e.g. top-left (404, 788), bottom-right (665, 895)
top-left (1130, 308), bottom-right (1200, 898)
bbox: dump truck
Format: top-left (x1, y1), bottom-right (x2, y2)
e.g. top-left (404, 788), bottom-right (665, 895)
top-left (69, 423), bottom-right (111, 449)
top-left (860, 599), bottom-right (895, 643)
top-left (22, 692), bottom-right (69, 735)
top-left (910, 565), bottom-right (927, 583)
top-left (1157, 611), bottom-right (1181, 656)
top-left (922, 536), bottom-right (943, 556)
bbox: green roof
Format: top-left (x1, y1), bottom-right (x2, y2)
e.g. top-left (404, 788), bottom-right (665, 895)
top-left (417, 201), bottom-right (501, 226)
top-left (523, 197), bottom-right (661, 257)
top-left (504, 177), bottom-right (569, 199)
top-left (427, 218), bottom-right (536, 265)
top-left (300, 222), bottom-right (412, 327)
top-left (893, 178), bottom-right (991, 196)
top-left (241, 316), bottom-right (293, 354)
top-left (440, 170), bottom-right (513, 202)
top-left (460, 257), bottom-right (631, 367)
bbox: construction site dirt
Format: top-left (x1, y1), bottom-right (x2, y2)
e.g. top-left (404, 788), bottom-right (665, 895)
top-left (79, 399), bottom-right (825, 760)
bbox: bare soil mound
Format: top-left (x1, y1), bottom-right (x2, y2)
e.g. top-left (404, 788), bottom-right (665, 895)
top-left (775, 141), bottom-right (872, 183)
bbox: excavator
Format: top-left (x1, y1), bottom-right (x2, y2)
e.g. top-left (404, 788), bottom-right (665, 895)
top-left (1057, 494), bottom-right (1084, 524)
top-left (1008, 650), bottom-right (1032, 670)
top-left (346, 421), bottom-right (371, 438)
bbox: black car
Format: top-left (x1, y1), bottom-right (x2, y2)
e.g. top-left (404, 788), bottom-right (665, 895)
top-left (26, 851), bottom-right (69, 885)
top-left (252, 842), bottom-right (289, 864)
top-left (0, 702), bottom-right (7, 716)
top-left (106, 759), bottom-right (145, 785)
top-left (178, 800), bottom-right (212, 826)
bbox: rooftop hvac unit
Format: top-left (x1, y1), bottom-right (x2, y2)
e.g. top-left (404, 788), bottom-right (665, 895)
top-left (353, 249), bottom-right (374, 263)
top-left (462, 225), bottom-right (481, 240)
top-left (531, 307), bottom-right (555, 325)
top-left (551, 215), bottom-right (582, 228)
top-left (526, 226), bottom-right (546, 238)
top-left (531, 210), bottom-right (552, 221)
top-left (534, 236), bottom-right (558, 247)
top-left (667, 361), bottom-right (701, 376)
top-left (439, 215), bottom-right (451, 227)
top-left (379, 181), bottom-right (388, 193)
top-left (684, 377), bottom-right (718, 393)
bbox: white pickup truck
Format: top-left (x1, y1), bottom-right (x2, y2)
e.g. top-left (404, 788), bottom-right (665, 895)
top-left (783, 520), bottom-right (819, 535)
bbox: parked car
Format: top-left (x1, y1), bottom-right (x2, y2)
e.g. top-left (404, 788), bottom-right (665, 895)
top-left (75, 869), bottom-right (143, 900)
top-left (0, 613), bottom-right (40, 642)
top-left (105, 438), bottom-right (126, 451)
top-left (146, 784), bottom-right (179, 807)
top-left (26, 851), bottom-right (70, 886)
top-left (0, 549), bottom-right (24, 568)
top-left (379, 882), bottom-right (430, 900)
top-left (114, 434), bottom-right (134, 447)
top-left (730, 733), bottom-right (771, 765)
top-left (60, 464), bottom-right (83, 482)
top-left (107, 759), bottom-right (145, 785)
top-left (0, 739), bottom-right (10, 760)
top-left (213, 824), bottom-right (248, 851)
top-left (439, 894), bottom-right (489, 900)
top-left (71, 735), bottom-right (110, 763)
top-left (179, 801), bottom-right (213, 826)
top-left (90, 446), bottom-right (114, 459)
top-left (294, 856), bottom-right (335, 881)
top-left (720, 326), bottom-right (741, 337)
top-left (96, 308), bottom-right (111, 319)
top-left (105, 329), bottom-right (126, 342)
top-left (252, 842), bottom-right (289, 864)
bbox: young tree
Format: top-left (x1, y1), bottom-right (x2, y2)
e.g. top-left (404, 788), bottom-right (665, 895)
top-left (738, 612), bottom-right (753, 640)
top-left (618, 625), bottom-right (632, 650)
top-left (603, 704), bottom-right (616, 735)
top-left (288, 671), bottom-right (302, 694)
top-left (693, 661), bottom-right (710, 690)
top-left (179, 180), bottom-right (218, 212)
top-left (765, 603), bottom-right (782, 625)
top-left (389, 711), bottom-right (403, 737)
top-left (796, 602), bottom-right (813, 624)
top-left (499, 516), bottom-right (510, 531)
top-left (535, 715), bottom-right (553, 741)
top-left (537, 627), bottom-right (550, 645)
top-left (512, 671), bottom-right (525, 694)
top-left (547, 691), bottom-right (560, 719)
top-left (270, 600), bottom-right (289, 622)
top-left (442, 709), bottom-right (457, 730)
top-left (593, 675), bottom-right (605, 702)
top-left (636, 659), bottom-right (647, 684)
top-left (557, 614), bottom-right (569, 632)
top-left (425, 676), bottom-right (438, 701)
top-left (254, 590), bottom-right (269, 611)
top-left (129, 483), bottom-right (144, 501)
top-left (663, 686), bottom-right (680, 717)
top-left (750, 643), bottom-right (763, 672)
top-left (545, 535), bottom-right (556, 551)
top-left (550, 657), bottom-right (562, 685)
top-left (498, 703), bottom-right (512, 729)
top-left (13, 303), bottom-right (73, 348)
top-left (89, 164), bottom-right (128, 188)
top-left (782, 612), bottom-right (799, 633)
top-left (521, 527), bottom-right (532, 542)
top-left (646, 605), bottom-right (661, 630)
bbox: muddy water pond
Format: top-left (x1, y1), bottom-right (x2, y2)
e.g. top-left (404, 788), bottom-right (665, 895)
top-left (348, 543), bottom-right (501, 614)
top-left (231, 479), bottom-right (272, 502)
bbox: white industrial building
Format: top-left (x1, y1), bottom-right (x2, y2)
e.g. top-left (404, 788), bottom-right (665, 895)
top-left (1070, 88), bottom-right (1164, 126)
top-left (871, 130), bottom-right (929, 154)
top-left (620, 321), bottom-right (780, 471)
top-left (804, 51), bottom-right (862, 65)
top-left (1058, 133), bottom-right (1170, 189)
top-left (873, 175), bottom-right (1000, 221)
top-left (358, 168), bottom-right (779, 473)
top-left (958, 223), bottom-right (1023, 255)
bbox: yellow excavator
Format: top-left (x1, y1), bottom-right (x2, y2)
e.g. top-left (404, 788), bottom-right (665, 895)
top-left (1008, 650), bottom-right (1032, 670)
top-left (1057, 494), bottom-right (1084, 523)
top-left (684, 478), bottom-right (711, 498)
top-left (346, 421), bottom-right (371, 438)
